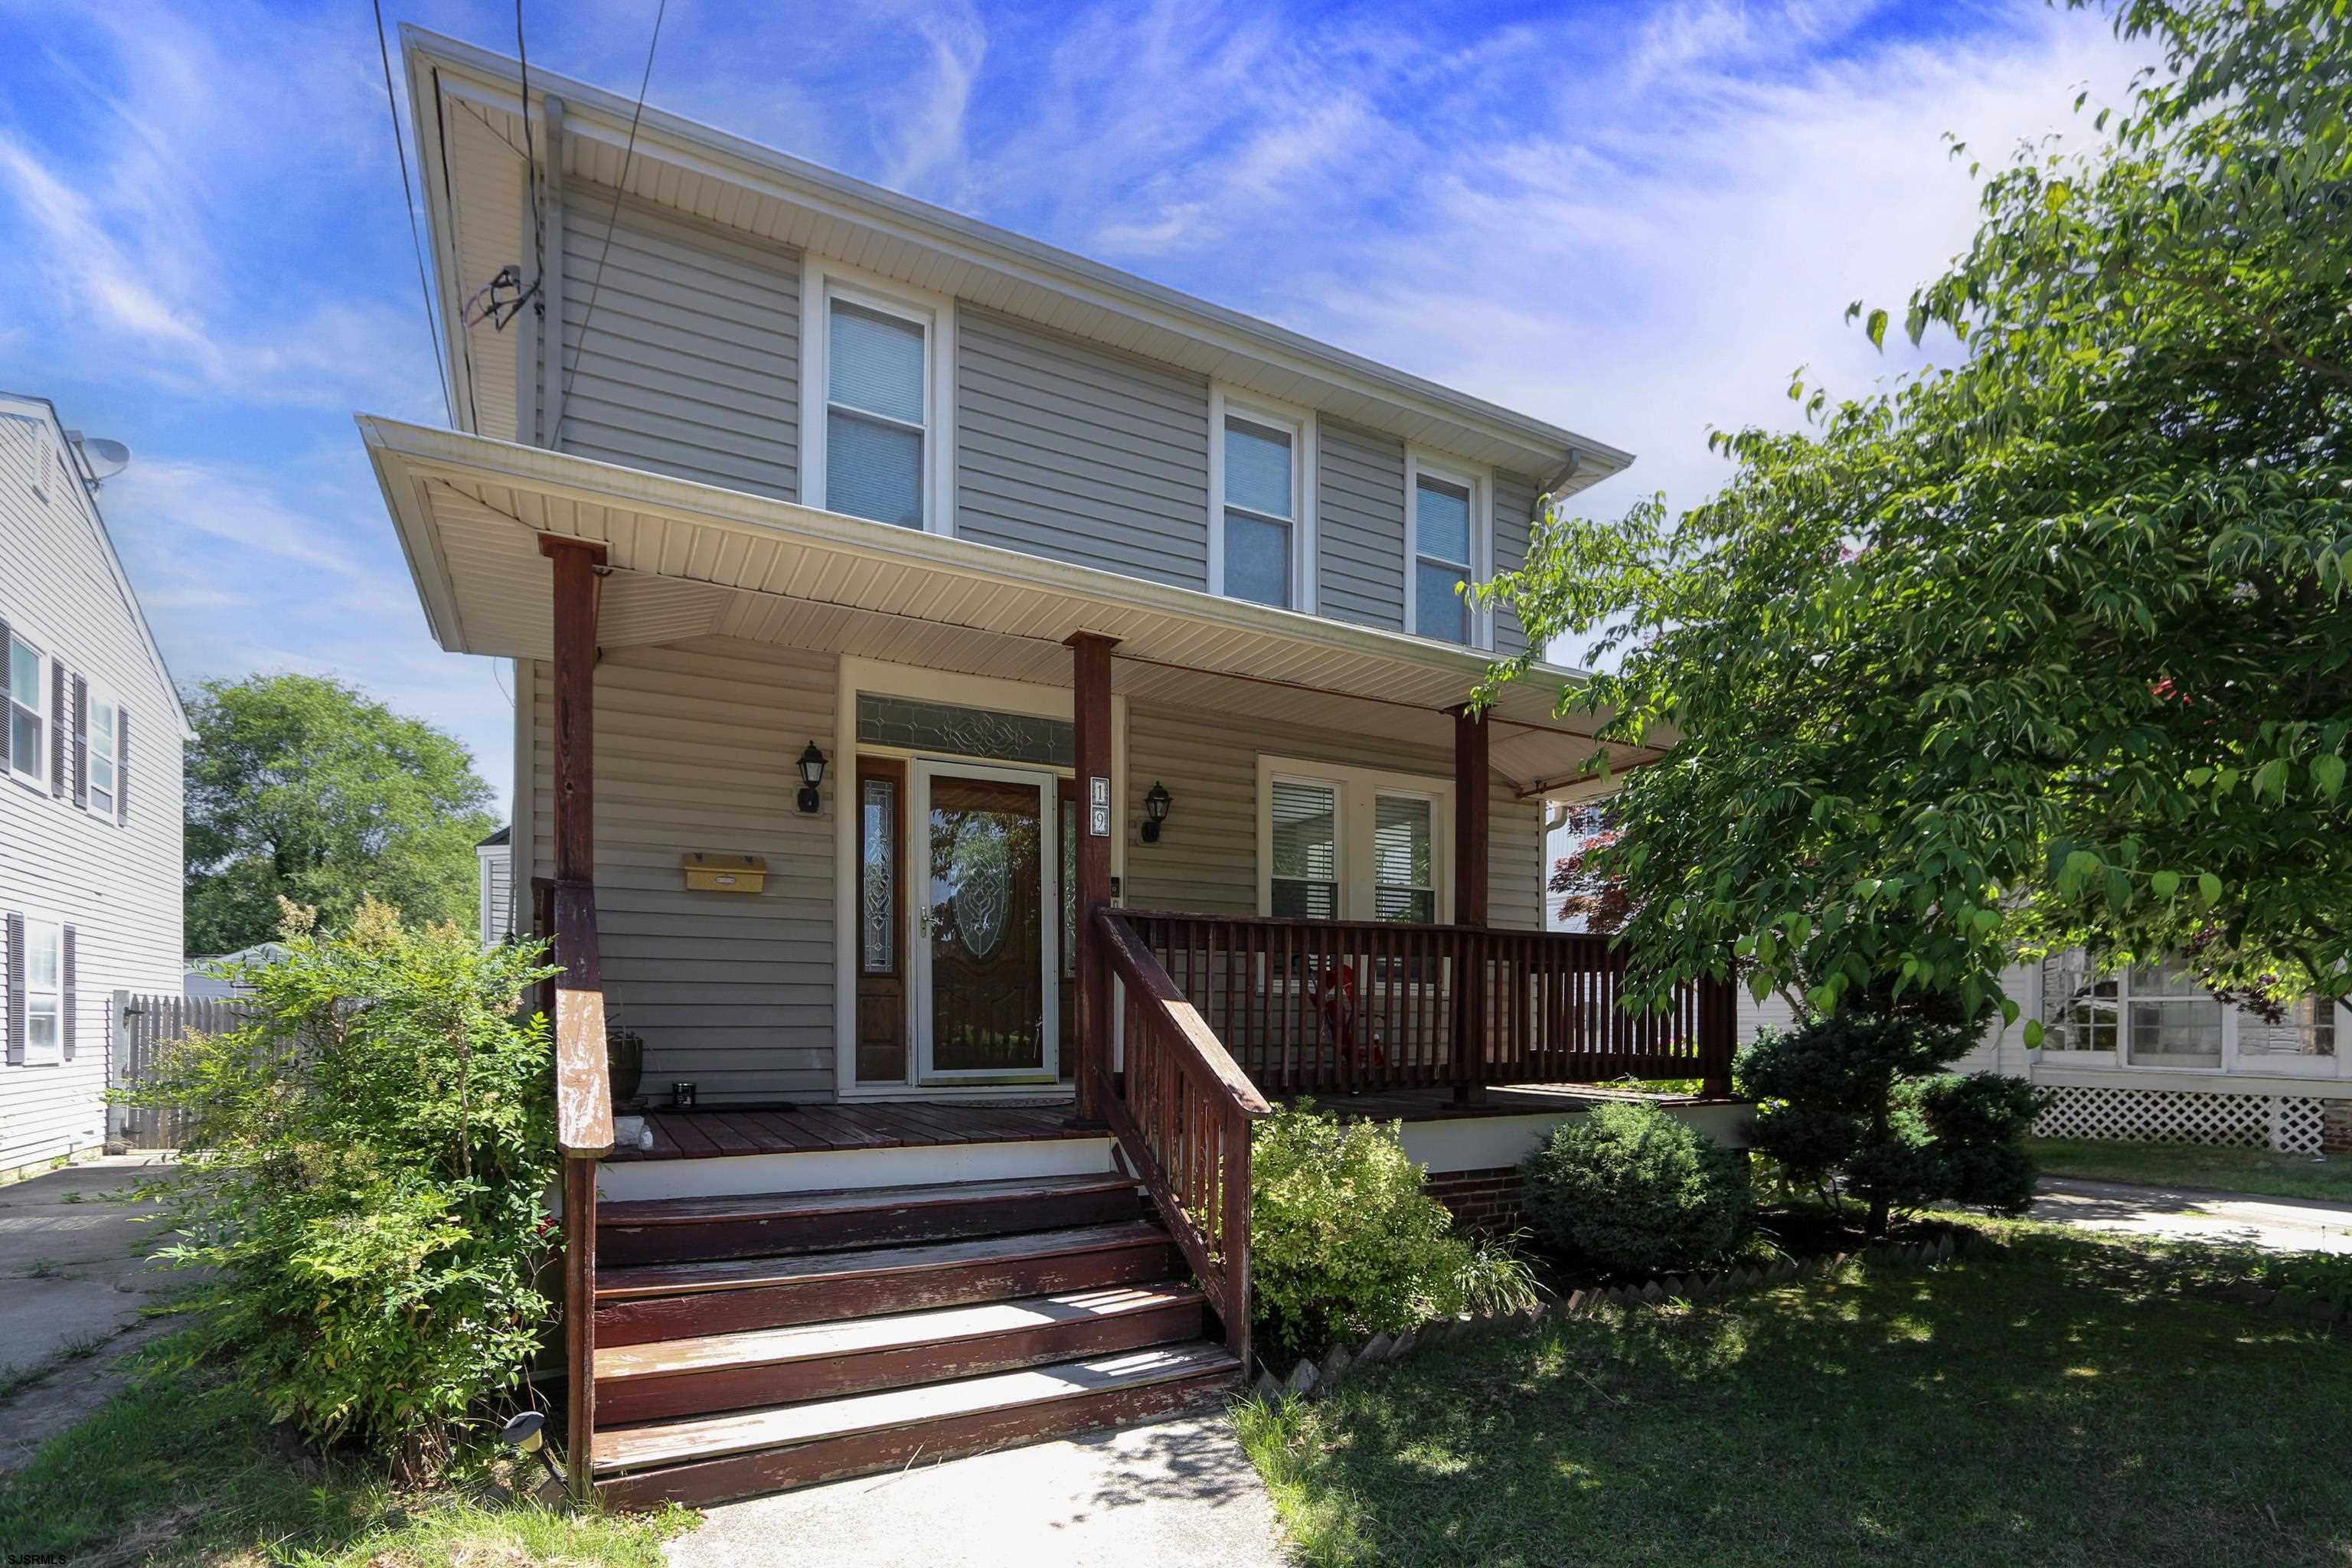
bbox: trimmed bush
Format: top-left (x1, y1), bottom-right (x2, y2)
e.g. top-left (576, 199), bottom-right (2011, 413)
top-left (1521, 1102), bottom-right (1751, 1275)
top-left (119, 898), bottom-right (560, 1472)
top-left (1250, 1103), bottom-right (1535, 1357)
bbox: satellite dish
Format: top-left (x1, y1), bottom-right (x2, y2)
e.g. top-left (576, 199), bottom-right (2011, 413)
top-left (68, 435), bottom-right (132, 485)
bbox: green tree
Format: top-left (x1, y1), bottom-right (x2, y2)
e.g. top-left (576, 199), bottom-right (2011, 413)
top-left (185, 674), bottom-right (498, 954)
top-left (1485, 0), bottom-right (2352, 1025)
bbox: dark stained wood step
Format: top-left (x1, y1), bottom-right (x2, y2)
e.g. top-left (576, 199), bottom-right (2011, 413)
top-left (593, 1220), bottom-right (1180, 1347)
top-left (594, 1283), bottom-right (1205, 1423)
top-left (592, 1343), bottom-right (1243, 1508)
top-left (596, 1173), bottom-right (1142, 1267)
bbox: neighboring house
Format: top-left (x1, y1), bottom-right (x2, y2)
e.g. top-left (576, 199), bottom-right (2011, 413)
top-left (1951, 953), bottom-right (2352, 1155)
top-left (0, 394), bottom-right (188, 1180)
top-left (183, 941), bottom-right (290, 1001)
top-left (362, 31), bottom-right (1746, 1508)
top-left (476, 825), bottom-right (513, 943)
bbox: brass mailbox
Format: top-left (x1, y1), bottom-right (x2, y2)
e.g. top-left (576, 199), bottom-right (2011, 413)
top-left (683, 852), bottom-right (767, 894)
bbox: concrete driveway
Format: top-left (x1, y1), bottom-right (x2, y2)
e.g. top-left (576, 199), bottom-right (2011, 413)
top-left (2030, 1176), bottom-right (2352, 1254)
top-left (668, 1410), bottom-right (1286, 1568)
top-left (0, 1154), bottom-right (185, 1471)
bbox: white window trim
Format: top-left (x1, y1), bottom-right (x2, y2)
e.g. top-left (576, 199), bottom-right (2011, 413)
top-left (6, 628), bottom-right (46, 791)
top-left (797, 257), bottom-right (959, 536)
top-left (1404, 449), bottom-right (1493, 651)
top-left (18, 915), bottom-right (63, 1067)
top-left (1209, 385), bottom-right (1318, 612)
top-left (83, 679), bottom-right (119, 819)
top-left (1253, 755), bottom-right (1451, 923)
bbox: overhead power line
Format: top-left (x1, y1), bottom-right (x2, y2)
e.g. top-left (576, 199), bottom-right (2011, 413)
top-left (555, 0), bottom-right (669, 448)
top-left (373, 0), bottom-right (454, 423)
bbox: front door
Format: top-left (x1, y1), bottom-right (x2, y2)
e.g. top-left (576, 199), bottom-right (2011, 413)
top-left (910, 760), bottom-right (1059, 1084)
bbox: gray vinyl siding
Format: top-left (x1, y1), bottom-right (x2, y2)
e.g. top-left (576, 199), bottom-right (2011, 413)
top-left (955, 309), bottom-right (1210, 589)
top-left (1491, 469), bottom-right (1539, 659)
top-left (528, 639), bottom-right (835, 1101)
top-left (1124, 701), bottom-right (1542, 930)
top-left (0, 409), bottom-right (185, 1178)
top-left (553, 188), bottom-right (802, 501)
top-left (1317, 423), bottom-right (1407, 631)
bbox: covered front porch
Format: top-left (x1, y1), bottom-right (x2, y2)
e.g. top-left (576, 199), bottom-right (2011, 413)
top-left (360, 414), bottom-right (1739, 1504)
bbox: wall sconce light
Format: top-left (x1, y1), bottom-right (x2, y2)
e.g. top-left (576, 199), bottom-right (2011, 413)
top-left (797, 742), bottom-right (828, 814)
top-left (1142, 780), bottom-right (1173, 843)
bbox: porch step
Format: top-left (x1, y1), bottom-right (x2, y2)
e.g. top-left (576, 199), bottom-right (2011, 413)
top-left (591, 1343), bottom-right (1243, 1508)
top-left (594, 1220), bottom-right (1181, 1347)
top-left (596, 1172), bottom-right (1142, 1267)
top-left (593, 1283), bottom-right (1205, 1423)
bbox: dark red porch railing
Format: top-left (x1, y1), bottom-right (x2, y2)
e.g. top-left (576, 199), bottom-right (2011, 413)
top-left (1116, 910), bottom-right (1735, 1099)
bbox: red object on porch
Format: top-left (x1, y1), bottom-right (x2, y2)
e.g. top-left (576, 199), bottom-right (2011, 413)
top-left (1312, 962), bottom-right (1388, 1069)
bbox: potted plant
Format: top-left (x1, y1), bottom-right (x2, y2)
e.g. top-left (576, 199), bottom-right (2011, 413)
top-left (605, 1022), bottom-right (645, 1107)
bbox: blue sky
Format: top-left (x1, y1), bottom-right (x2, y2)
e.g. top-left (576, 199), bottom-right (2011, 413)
top-left (0, 0), bottom-right (2148, 818)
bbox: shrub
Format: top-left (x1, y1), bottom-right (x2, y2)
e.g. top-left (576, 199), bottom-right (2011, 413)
top-left (1520, 1102), bottom-right (1751, 1276)
top-left (119, 897), bottom-right (560, 1472)
top-left (1250, 1103), bottom-right (1535, 1357)
top-left (1740, 990), bottom-right (2038, 1237)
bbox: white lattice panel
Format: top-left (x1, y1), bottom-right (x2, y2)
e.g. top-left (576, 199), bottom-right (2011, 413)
top-left (2035, 1085), bottom-right (2329, 1153)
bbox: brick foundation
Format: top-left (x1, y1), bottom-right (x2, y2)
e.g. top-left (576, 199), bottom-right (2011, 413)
top-left (1426, 1166), bottom-right (1527, 1231)
top-left (2325, 1102), bottom-right (2352, 1155)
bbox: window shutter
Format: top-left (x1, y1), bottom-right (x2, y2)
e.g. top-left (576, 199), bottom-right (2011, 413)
top-left (71, 675), bottom-right (88, 808)
top-left (60, 926), bottom-right (75, 1060)
top-left (49, 660), bottom-right (65, 797)
top-left (5, 913), bottom-right (24, 1067)
top-left (0, 620), bottom-right (11, 775)
top-left (116, 707), bottom-right (129, 825)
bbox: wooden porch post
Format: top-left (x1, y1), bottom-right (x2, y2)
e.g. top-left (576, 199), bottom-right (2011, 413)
top-left (541, 537), bottom-right (605, 901)
top-left (1452, 705), bottom-right (1490, 1104)
top-left (541, 534), bottom-right (605, 1501)
top-left (1068, 632), bottom-right (1119, 1124)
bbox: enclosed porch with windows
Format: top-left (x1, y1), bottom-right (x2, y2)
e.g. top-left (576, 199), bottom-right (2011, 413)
top-left (361, 416), bottom-right (1740, 1505)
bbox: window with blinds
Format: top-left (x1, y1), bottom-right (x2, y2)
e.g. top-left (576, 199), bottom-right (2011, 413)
top-left (1269, 779), bottom-right (1338, 919)
top-left (826, 297), bottom-right (927, 528)
top-left (1413, 473), bottom-right (1474, 644)
top-left (1222, 415), bottom-right (1295, 607)
top-left (1373, 794), bottom-right (1435, 922)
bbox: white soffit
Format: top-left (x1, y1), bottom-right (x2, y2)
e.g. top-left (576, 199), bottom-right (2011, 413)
top-left (358, 417), bottom-right (1658, 792)
top-left (402, 28), bottom-right (1632, 495)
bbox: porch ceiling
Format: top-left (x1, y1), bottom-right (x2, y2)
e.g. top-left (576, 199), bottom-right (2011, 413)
top-left (358, 417), bottom-right (1668, 795)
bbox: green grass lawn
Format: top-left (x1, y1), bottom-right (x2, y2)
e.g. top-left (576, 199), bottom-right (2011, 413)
top-left (2027, 1135), bottom-right (2352, 1204)
top-left (1237, 1220), bottom-right (2352, 1567)
top-left (0, 1343), bottom-right (694, 1566)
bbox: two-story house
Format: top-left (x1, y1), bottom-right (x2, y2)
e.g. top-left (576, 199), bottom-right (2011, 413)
top-left (1, 394), bottom-right (188, 1181)
top-left (364, 31), bottom-right (1743, 1508)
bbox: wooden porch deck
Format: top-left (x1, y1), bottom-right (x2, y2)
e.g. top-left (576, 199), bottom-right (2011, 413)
top-left (612, 1083), bottom-right (1733, 1162)
top-left (612, 1100), bottom-right (1093, 1161)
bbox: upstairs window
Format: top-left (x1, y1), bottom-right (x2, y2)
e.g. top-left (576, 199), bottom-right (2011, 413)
top-left (1413, 474), bottom-right (1474, 644)
top-left (825, 295), bottom-right (929, 529)
top-left (7, 634), bottom-right (44, 786)
top-left (1223, 416), bottom-right (1295, 606)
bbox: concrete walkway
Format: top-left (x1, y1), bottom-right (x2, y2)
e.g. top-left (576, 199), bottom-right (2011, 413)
top-left (2030, 1175), bottom-right (2352, 1254)
top-left (668, 1411), bottom-right (1286, 1568)
top-left (0, 1154), bottom-right (184, 1472)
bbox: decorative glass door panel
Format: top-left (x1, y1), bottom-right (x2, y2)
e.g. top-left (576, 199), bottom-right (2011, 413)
top-left (913, 763), bottom-right (1057, 1082)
